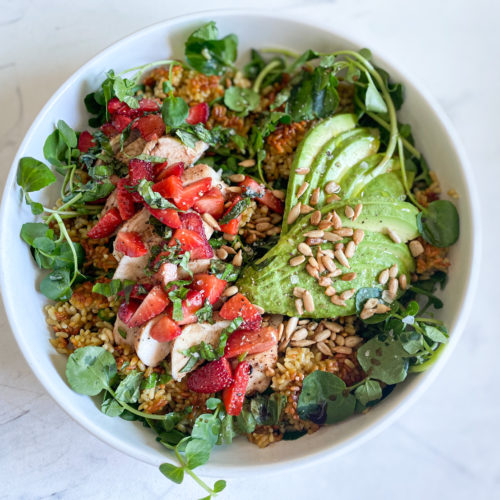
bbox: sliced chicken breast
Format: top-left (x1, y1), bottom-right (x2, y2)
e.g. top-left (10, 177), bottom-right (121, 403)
top-left (112, 254), bottom-right (150, 282)
top-left (115, 137), bottom-right (147, 163)
top-left (143, 137), bottom-right (208, 166)
top-left (245, 345), bottom-right (278, 395)
top-left (113, 316), bottom-right (138, 346)
top-left (134, 315), bottom-right (172, 367)
top-left (170, 320), bottom-right (231, 381)
top-left (100, 188), bottom-right (118, 217)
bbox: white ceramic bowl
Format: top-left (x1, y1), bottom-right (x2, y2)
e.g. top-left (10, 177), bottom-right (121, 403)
top-left (0, 10), bottom-right (480, 477)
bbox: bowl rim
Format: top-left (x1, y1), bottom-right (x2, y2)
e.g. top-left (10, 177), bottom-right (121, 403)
top-left (0, 8), bottom-right (481, 477)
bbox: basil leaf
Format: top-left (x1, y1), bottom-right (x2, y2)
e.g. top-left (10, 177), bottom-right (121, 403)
top-left (136, 179), bottom-right (178, 210)
top-left (65, 346), bottom-right (117, 396)
top-left (206, 397), bottom-right (221, 410)
top-left (195, 299), bottom-right (214, 324)
top-left (17, 157), bottom-right (56, 192)
top-left (92, 279), bottom-right (126, 297)
top-left (218, 197), bottom-right (251, 224)
top-left (417, 200), bottom-right (459, 247)
top-left (159, 463), bottom-right (184, 484)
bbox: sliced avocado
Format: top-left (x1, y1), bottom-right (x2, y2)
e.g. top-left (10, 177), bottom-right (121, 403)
top-left (283, 113), bottom-right (357, 231)
top-left (237, 227), bottom-right (415, 319)
top-left (339, 153), bottom-right (385, 199)
top-left (361, 170), bottom-right (415, 200)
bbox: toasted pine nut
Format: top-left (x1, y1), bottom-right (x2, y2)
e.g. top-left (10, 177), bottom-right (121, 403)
top-left (223, 285), bottom-right (238, 297)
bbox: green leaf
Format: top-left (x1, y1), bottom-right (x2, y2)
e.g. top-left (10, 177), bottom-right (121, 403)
top-left (224, 87), bottom-right (260, 115)
top-left (218, 197), bottom-right (251, 224)
top-left (210, 260), bottom-right (240, 282)
top-left (365, 81), bottom-right (388, 113)
top-left (114, 371), bottom-right (143, 404)
top-left (161, 96), bottom-right (189, 128)
top-left (417, 200), bottom-right (459, 247)
top-left (136, 179), bottom-right (178, 210)
top-left (191, 414), bottom-right (221, 447)
top-left (282, 429), bottom-right (308, 440)
top-left (159, 463), bottom-right (184, 484)
top-left (213, 479), bottom-right (227, 493)
top-left (250, 393), bottom-right (286, 425)
top-left (220, 414), bottom-right (236, 444)
top-left (400, 331), bottom-right (424, 355)
top-left (185, 438), bottom-right (212, 469)
top-left (52, 242), bottom-right (85, 270)
top-left (195, 299), bottom-right (214, 324)
top-left (17, 157), bottom-right (56, 192)
top-left (101, 391), bottom-right (124, 417)
top-left (357, 335), bottom-right (410, 384)
top-left (235, 407), bottom-right (256, 434)
top-left (354, 380), bottom-right (382, 406)
top-left (57, 120), bottom-right (77, 148)
top-left (40, 269), bottom-right (72, 300)
top-left (206, 397), bottom-right (221, 410)
top-left (65, 346), bottom-right (117, 396)
top-left (43, 130), bottom-right (69, 168)
top-left (92, 279), bottom-right (126, 297)
top-left (175, 129), bottom-right (198, 149)
top-left (423, 325), bottom-right (448, 344)
top-left (355, 287), bottom-right (382, 314)
top-left (20, 223), bottom-right (53, 246)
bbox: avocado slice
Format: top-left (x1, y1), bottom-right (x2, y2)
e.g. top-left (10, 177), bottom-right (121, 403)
top-left (237, 199), bottom-right (418, 318)
top-left (361, 170), bottom-right (415, 200)
top-left (283, 113), bottom-right (358, 231)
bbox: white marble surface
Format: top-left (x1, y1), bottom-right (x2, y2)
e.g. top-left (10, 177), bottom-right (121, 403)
top-left (0, 0), bottom-right (498, 498)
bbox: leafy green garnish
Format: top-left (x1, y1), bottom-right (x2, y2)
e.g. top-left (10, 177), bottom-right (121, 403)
top-left (218, 197), bottom-right (251, 224)
top-left (195, 299), bottom-right (214, 324)
top-left (249, 393), bottom-right (286, 425)
top-left (417, 200), bottom-right (459, 247)
top-left (161, 95), bottom-right (189, 128)
top-left (224, 87), bottom-right (260, 115)
top-left (136, 179), bottom-right (178, 210)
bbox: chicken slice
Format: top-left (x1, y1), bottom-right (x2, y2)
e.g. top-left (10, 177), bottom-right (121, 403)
top-left (170, 320), bottom-right (230, 381)
top-left (245, 345), bottom-right (278, 395)
top-left (134, 315), bottom-right (172, 367)
top-left (115, 137), bottom-right (147, 163)
top-left (112, 254), bottom-right (150, 282)
top-left (113, 316), bottom-right (138, 346)
top-left (100, 188), bottom-right (118, 217)
top-left (143, 136), bottom-right (208, 166)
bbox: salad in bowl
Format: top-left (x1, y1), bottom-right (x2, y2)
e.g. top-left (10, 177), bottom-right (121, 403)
top-left (15, 20), bottom-right (459, 496)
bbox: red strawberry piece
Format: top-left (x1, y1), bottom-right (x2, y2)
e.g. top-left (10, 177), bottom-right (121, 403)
top-left (169, 228), bottom-right (214, 260)
top-left (224, 326), bottom-right (278, 359)
top-left (152, 175), bottom-right (183, 200)
top-left (219, 196), bottom-right (243, 235)
top-left (112, 114), bottom-right (132, 132)
top-left (150, 315), bottom-right (182, 342)
top-left (129, 159), bottom-right (154, 185)
top-left (193, 187), bottom-right (225, 219)
top-left (101, 123), bottom-right (118, 137)
top-left (177, 178), bottom-right (212, 210)
top-left (136, 114), bottom-right (165, 142)
top-left (260, 190), bottom-right (284, 214)
top-left (107, 97), bottom-right (123, 115)
top-left (239, 176), bottom-right (264, 197)
top-left (219, 293), bottom-right (263, 331)
top-left (191, 273), bottom-right (227, 305)
top-left (115, 231), bottom-right (148, 257)
top-left (167, 289), bottom-right (204, 325)
top-left (87, 207), bottom-right (122, 239)
top-left (155, 161), bottom-right (185, 181)
top-left (146, 206), bottom-right (182, 229)
top-left (118, 298), bottom-right (141, 325)
top-left (186, 102), bottom-right (210, 125)
top-left (179, 212), bottom-right (205, 233)
top-left (187, 357), bottom-right (233, 394)
top-left (128, 285), bottom-right (169, 327)
top-left (118, 283), bottom-right (153, 301)
top-left (116, 178), bottom-right (136, 221)
top-left (138, 98), bottom-right (160, 113)
top-left (77, 131), bottom-right (96, 153)
top-left (155, 262), bottom-right (178, 288)
top-left (222, 361), bottom-right (250, 416)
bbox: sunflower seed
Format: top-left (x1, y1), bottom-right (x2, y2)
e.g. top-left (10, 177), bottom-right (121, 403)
top-left (378, 269), bottom-right (389, 285)
top-left (229, 173), bottom-right (245, 183)
top-left (306, 264), bottom-right (320, 279)
top-left (323, 231), bottom-right (343, 243)
top-left (333, 346), bottom-right (352, 354)
top-left (388, 277), bottom-right (399, 296)
top-left (296, 182), bottom-right (309, 198)
top-left (353, 229), bottom-right (365, 245)
top-left (321, 255), bottom-right (337, 273)
top-left (272, 189), bottom-right (285, 200)
top-left (399, 274), bottom-right (408, 290)
top-left (310, 188), bottom-right (320, 206)
top-left (341, 272), bottom-right (357, 281)
top-left (326, 194), bottom-right (341, 203)
top-left (331, 295), bottom-right (347, 306)
top-left (318, 220), bottom-right (333, 230)
top-left (344, 241), bottom-right (356, 258)
top-left (325, 286), bottom-right (337, 297)
top-left (295, 167), bottom-right (310, 175)
top-left (256, 222), bottom-right (273, 232)
top-left (239, 159), bottom-right (256, 167)
top-left (345, 335), bottom-right (363, 348)
top-left (293, 287), bottom-right (306, 297)
top-left (291, 339), bottom-right (315, 347)
top-left (335, 227), bottom-right (354, 237)
top-left (304, 230), bottom-right (324, 238)
top-left (288, 202), bottom-right (301, 225)
top-left (295, 298), bottom-right (304, 315)
top-left (232, 250), bottom-right (243, 267)
top-left (226, 186), bottom-right (242, 193)
top-left (306, 237), bottom-right (323, 246)
top-left (324, 321), bottom-right (342, 333)
top-left (389, 264), bottom-right (399, 278)
top-left (303, 291), bottom-right (315, 313)
top-left (255, 305), bottom-right (265, 314)
top-left (298, 242), bottom-right (313, 256)
top-left (308, 256), bottom-right (319, 269)
top-left (291, 328), bottom-right (308, 341)
top-left (318, 276), bottom-right (332, 287)
top-left (300, 204), bottom-right (314, 214)
top-left (334, 249), bottom-right (350, 268)
top-left (317, 341), bottom-right (333, 356)
top-left (311, 210), bottom-right (322, 226)
top-left (325, 181), bottom-right (341, 194)
top-left (289, 255), bottom-right (306, 267)
top-left (314, 330), bottom-right (331, 342)
top-left (340, 288), bottom-right (355, 300)
top-left (353, 203), bottom-right (363, 221)
top-left (285, 317), bottom-right (299, 338)
top-left (223, 285), bottom-right (238, 297)
top-left (345, 205), bottom-right (355, 219)
top-left (409, 240), bottom-right (425, 257)
top-left (331, 211), bottom-right (342, 229)
top-left (221, 245), bottom-right (236, 255)
top-left (216, 248), bottom-right (228, 260)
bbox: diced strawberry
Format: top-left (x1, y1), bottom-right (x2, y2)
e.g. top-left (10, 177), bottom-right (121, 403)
top-left (187, 357), bottom-right (233, 394)
top-left (224, 326), bottom-right (278, 359)
top-left (260, 190), bottom-right (284, 214)
top-left (138, 98), bottom-right (160, 113)
top-left (115, 231), bottom-right (148, 257)
top-left (87, 207), bottom-right (122, 239)
top-left (116, 178), bottom-right (136, 221)
top-left (179, 212), bottom-right (204, 233)
top-left (136, 114), bottom-right (165, 141)
top-left (118, 299), bottom-right (141, 325)
top-left (146, 206), bottom-right (182, 229)
top-left (101, 123), bottom-right (118, 137)
top-left (186, 102), bottom-right (210, 125)
top-left (118, 283), bottom-right (153, 301)
top-left (191, 273), bottom-right (227, 305)
top-left (128, 285), bottom-right (169, 327)
top-left (222, 361), bottom-right (250, 416)
top-left (107, 97), bottom-right (124, 115)
top-left (175, 289), bottom-right (205, 326)
top-left (112, 114), bottom-right (132, 132)
top-left (219, 196), bottom-right (244, 235)
top-left (239, 176), bottom-right (264, 197)
top-left (155, 262), bottom-right (178, 288)
top-left (219, 293), bottom-right (263, 331)
top-left (155, 162), bottom-right (185, 181)
top-left (152, 175), bottom-right (183, 200)
top-left (169, 228), bottom-right (214, 260)
top-left (150, 315), bottom-right (182, 342)
top-left (77, 131), bottom-right (96, 153)
top-left (128, 159), bottom-right (154, 185)
top-left (177, 178), bottom-right (212, 210)
top-left (193, 187), bottom-right (225, 219)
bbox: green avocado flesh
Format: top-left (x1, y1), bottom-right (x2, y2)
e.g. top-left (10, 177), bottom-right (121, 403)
top-left (238, 200), bottom-right (417, 318)
top-left (237, 114), bottom-right (419, 318)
